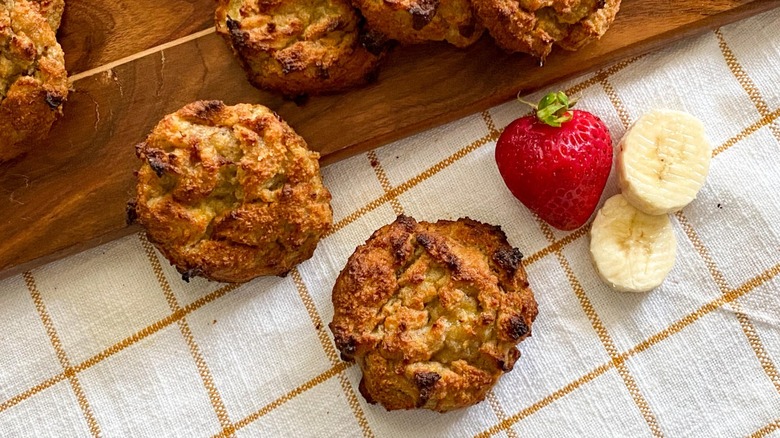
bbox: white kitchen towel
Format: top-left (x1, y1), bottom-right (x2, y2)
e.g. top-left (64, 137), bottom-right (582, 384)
top-left (1, 8), bottom-right (779, 438)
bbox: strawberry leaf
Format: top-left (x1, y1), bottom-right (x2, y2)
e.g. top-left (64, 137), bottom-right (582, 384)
top-left (519, 91), bottom-right (577, 128)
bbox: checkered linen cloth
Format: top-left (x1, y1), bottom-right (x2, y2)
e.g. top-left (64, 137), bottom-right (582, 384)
top-left (2, 9), bottom-right (780, 438)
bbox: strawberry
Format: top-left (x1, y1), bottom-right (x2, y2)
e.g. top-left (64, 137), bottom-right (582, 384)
top-left (495, 92), bottom-right (613, 231)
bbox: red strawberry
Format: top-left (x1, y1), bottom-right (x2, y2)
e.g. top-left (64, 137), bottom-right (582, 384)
top-left (495, 92), bottom-right (613, 231)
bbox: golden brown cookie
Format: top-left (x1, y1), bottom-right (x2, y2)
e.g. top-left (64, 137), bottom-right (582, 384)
top-left (352, 0), bottom-right (483, 48)
top-left (215, 0), bottom-right (388, 97)
top-left (132, 101), bottom-right (333, 283)
top-left (472, 0), bottom-right (621, 60)
top-left (0, 0), bottom-right (68, 162)
top-left (32, 0), bottom-right (65, 31)
top-left (330, 215), bottom-right (538, 412)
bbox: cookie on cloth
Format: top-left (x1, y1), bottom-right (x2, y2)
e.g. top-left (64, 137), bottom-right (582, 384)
top-left (0, 0), bottom-right (68, 162)
top-left (215, 0), bottom-right (388, 97)
top-left (330, 215), bottom-right (538, 412)
top-left (471, 0), bottom-right (621, 60)
top-left (131, 101), bottom-right (333, 283)
top-left (351, 0), bottom-right (483, 48)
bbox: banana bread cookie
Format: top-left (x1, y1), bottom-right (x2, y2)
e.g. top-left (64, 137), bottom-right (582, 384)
top-left (330, 215), bottom-right (538, 412)
top-left (0, 0), bottom-right (68, 162)
top-left (132, 101), bottom-right (333, 283)
top-left (32, 0), bottom-right (65, 31)
top-left (351, 0), bottom-right (483, 48)
top-left (215, 0), bottom-right (388, 97)
top-left (472, 0), bottom-right (621, 60)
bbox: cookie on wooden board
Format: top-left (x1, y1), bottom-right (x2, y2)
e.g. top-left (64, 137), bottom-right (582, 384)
top-left (131, 101), bottom-right (333, 283)
top-left (471, 0), bottom-right (622, 60)
top-left (0, 0), bottom-right (68, 162)
top-left (215, 0), bottom-right (389, 97)
top-left (352, 0), bottom-right (484, 48)
top-left (32, 0), bottom-right (65, 31)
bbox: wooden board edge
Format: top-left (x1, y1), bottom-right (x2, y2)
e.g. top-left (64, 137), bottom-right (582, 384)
top-left (0, 226), bottom-right (139, 281)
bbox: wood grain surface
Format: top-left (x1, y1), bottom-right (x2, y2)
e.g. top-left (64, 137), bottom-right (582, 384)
top-left (0, 0), bottom-right (777, 280)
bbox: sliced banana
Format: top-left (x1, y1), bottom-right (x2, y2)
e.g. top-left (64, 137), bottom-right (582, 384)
top-left (617, 109), bottom-right (711, 215)
top-left (590, 194), bottom-right (677, 293)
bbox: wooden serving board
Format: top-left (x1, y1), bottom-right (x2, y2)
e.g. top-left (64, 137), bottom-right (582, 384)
top-left (0, 0), bottom-right (777, 280)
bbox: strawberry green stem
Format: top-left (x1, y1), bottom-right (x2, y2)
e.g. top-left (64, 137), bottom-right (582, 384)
top-left (518, 91), bottom-right (578, 128)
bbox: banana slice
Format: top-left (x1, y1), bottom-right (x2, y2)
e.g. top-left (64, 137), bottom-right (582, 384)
top-left (590, 194), bottom-right (677, 293)
top-left (617, 109), bottom-right (711, 215)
